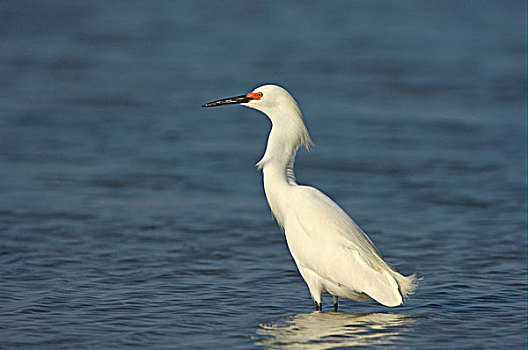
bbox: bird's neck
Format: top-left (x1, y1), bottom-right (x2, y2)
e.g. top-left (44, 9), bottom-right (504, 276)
top-left (257, 125), bottom-right (300, 185)
top-left (257, 124), bottom-right (302, 228)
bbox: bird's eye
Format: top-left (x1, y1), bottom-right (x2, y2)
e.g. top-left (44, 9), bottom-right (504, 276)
top-left (257, 92), bottom-right (263, 98)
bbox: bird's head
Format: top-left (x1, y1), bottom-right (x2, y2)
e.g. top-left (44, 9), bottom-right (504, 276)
top-left (202, 84), bottom-right (294, 114)
top-left (203, 84), bottom-right (308, 125)
top-left (202, 84), bottom-right (313, 151)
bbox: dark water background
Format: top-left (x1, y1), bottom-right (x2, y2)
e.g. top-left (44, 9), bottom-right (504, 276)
top-left (1, 1), bottom-right (526, 349)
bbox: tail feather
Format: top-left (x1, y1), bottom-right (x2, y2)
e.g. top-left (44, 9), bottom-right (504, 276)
top-left (393, 272), bottom-right (420, 300)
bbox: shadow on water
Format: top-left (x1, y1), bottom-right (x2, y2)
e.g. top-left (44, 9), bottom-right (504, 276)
top-left (255, 312), bottom-right (415, 349)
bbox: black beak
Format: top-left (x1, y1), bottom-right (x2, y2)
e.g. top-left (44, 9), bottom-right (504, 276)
top-left (201, 94), bottom-right (251, 108)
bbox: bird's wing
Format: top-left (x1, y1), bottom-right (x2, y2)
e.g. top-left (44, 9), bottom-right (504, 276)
top-left (294, 186), bottom-right (384, 263)
top-left (286, 186), bottom-right (403, 306)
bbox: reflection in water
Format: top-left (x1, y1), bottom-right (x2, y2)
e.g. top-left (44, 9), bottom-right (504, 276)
top-left (255, 312), bottom-right (414, 349)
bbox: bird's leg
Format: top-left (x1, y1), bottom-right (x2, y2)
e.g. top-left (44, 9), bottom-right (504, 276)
top-left (332, 296), bottom-right (338, 312)
top-left (315, 301), bottom-right (322, 311)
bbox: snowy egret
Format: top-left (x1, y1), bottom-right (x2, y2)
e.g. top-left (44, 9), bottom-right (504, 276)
top-left (202, 85), bottom-right (418, 311)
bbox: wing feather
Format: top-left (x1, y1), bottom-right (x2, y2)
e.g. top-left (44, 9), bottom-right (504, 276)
top-left (284, 185), bottom-right (414, 306)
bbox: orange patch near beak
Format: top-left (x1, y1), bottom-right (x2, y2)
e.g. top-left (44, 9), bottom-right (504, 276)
top-left (246, 92), bottom-right (262, 100)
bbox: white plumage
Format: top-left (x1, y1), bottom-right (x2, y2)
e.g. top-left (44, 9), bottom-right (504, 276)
top-left (202, 84), bottom-right (418, 311)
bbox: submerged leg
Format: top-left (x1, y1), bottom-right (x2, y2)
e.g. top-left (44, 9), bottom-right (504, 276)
top-left (298, 266), bottom-right (323, 312)
top-left (315, 301), bottom-right (322, 311)
top-left (333, 295), bottom-right (338, 312)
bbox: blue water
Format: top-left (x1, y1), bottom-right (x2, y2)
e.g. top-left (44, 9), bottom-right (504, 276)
top-left (1, 1), bottom-right (526, 349)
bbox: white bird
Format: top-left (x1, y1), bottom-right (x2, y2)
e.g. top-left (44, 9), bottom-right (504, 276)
top-left (202, 84), bottom-right (418, 311)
